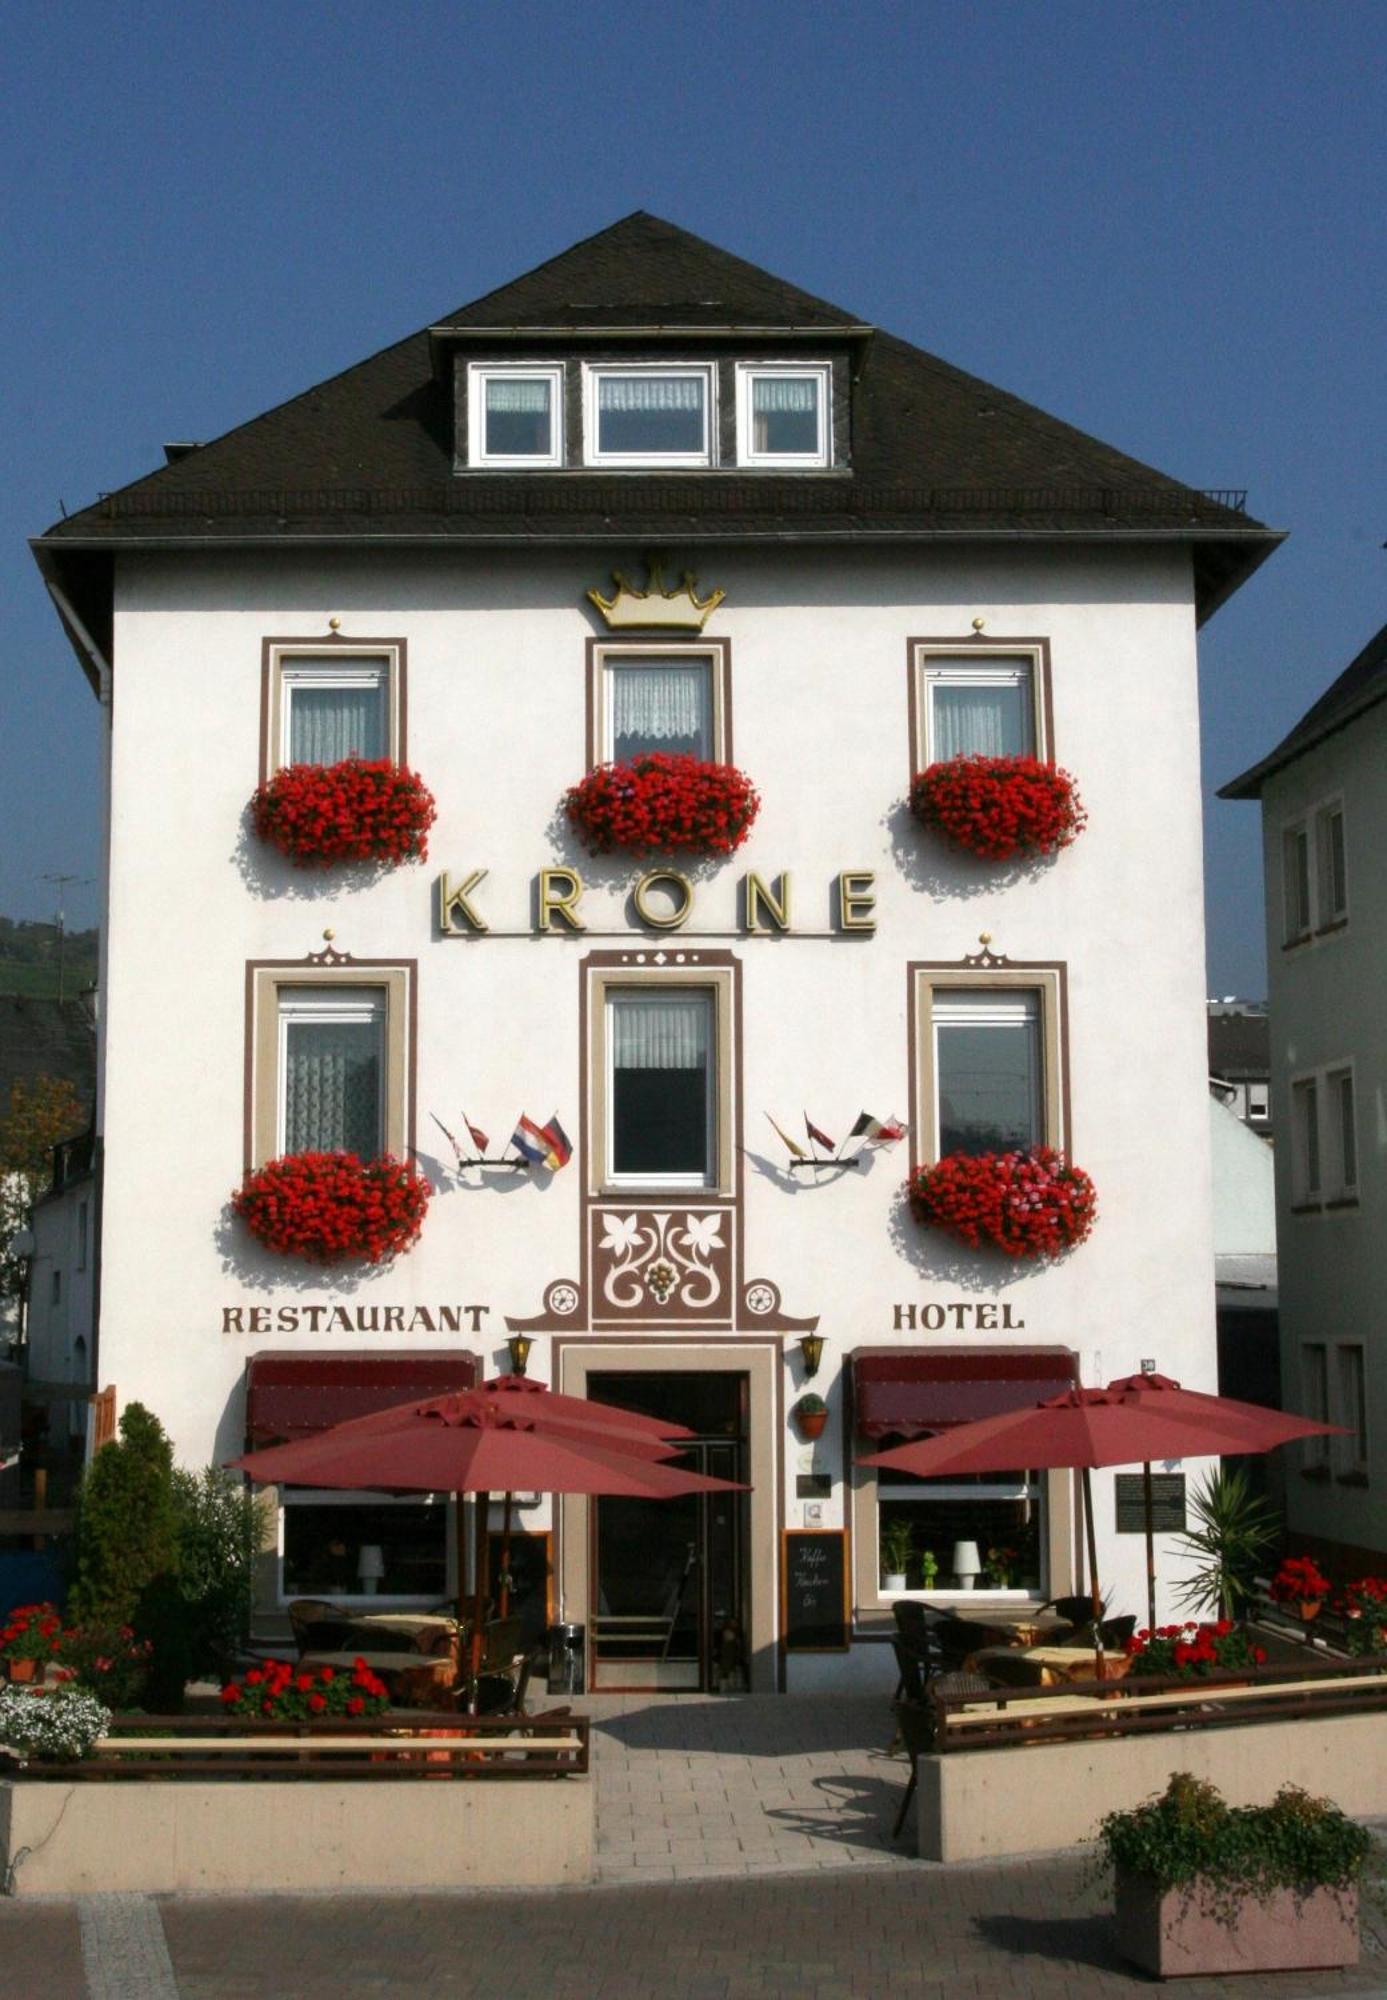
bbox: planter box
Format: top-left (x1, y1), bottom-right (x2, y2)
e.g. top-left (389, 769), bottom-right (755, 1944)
top-left (1115, 1872), bottom-right (1358, 1978)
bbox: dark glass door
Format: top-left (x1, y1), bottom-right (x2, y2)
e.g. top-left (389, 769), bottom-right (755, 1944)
top-left (590, 1373), bottom-right (748, 1691)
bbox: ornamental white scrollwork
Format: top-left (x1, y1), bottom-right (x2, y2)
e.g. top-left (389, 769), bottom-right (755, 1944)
top-left (597, 1210), bottom-right (726, 1311)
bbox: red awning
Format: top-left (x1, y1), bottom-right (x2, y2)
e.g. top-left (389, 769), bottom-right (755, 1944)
top-left (244, 1350), bottom-right (479, 1445)
top-left (852, 1346), bottom-right (1077, 1441)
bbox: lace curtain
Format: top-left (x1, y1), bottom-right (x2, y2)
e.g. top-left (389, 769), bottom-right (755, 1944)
top-left (610, 995), bottom-right (710, 1070)
top-left (611, 661), bottom-right (711, 760)
top-left (288, 685), bottom-right (387, 765)
top-left (931, 683), bottom-right (1029, 760)
top-left (485, 379), bottom-right (550, 412)
top-left (752, 377), bottom-right (817, 412)
top-left (599, 376), bottom-right (703, 411)
top-left (285, 1020), bottom-right (382, 1156)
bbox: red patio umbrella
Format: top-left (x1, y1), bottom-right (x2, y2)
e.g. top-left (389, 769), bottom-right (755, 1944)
top-left (859, 1380), bottom-right (1339, 1668)
top-left (231, 1398), bottom-right (744, 1705)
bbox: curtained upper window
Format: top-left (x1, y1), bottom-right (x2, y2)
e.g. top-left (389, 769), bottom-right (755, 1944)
top-left (282, 658), bottom-right (389, 767)
top-left (588, 368), bottom-right (712, 463)
top-left (606, 654), bottom-right (713, 763)
top-left (469, 365), bottom-right (564, 465)
top-left (933, 989), bottom-right (1042, 1158)
top-left (737, 365), bottom-right (830, 464)
top-left (923, 656), bottom-right (1035, 763)
top-left (607, 988), bottom-right (714, 1182)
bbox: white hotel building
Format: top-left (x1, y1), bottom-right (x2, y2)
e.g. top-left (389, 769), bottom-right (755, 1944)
top-left (31, 214), bottom-right (1280, 1690)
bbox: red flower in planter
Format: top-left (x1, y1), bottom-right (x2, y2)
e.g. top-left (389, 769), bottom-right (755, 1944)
top-left (564, 753), bottom-right (760, 858)
top-left (220, 1657), bottom-right (390, 1722)
top-left (1269, 1554), bottom-right (1331, 1603)
top-left (909, 755), bottom-right (1086, 861)
top-left (905, 1147), bottom-right (1098, 1259)
top-left (251, 758), bottom-right (437, 867)
top-left (231, 1151), bottom-right (431, 1264)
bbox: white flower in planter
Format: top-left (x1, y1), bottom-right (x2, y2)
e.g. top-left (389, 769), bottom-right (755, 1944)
top-left (0, 1685), bottom-right (112, 1763)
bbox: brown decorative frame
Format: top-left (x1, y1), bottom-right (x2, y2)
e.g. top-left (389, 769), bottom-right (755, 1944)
top-left (243, 950), bottom-right (418, 1172)
top-left (259, 632), bottom-right (409, 784)
top-left (905, 634), bottom-right (1055, 790)
top-left (584, 635), bottom-right (733, 771)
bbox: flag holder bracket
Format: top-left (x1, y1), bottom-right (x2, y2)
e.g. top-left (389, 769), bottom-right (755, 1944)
top-left (787, 1157), bottom-right (865, 1172)
top-left (457, 1158), bottom-right (532, 1171)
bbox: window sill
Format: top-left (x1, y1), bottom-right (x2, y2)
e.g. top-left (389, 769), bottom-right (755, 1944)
top-left (1324, 1196), bottom-right (1360, 1212)
top-left (1290, 1201), bottom-right (1324, 1216)
top-left (1281, 933), bottom-right (1313, 952)
top-left (1314, 917), bottom-right (1349, 938)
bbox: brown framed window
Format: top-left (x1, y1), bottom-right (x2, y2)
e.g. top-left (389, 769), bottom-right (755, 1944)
top-left (261, 639), bottom-right (405, 780)
top-left (589, 639), bottom-right (731, 768)
top-left (910, 641), bottom-right (1051, 773)
top-left (246, 961), bottom-right (414, 1169)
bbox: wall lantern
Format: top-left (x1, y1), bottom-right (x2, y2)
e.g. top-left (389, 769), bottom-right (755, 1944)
top-left (798, 1333), bottom-right (825, 1378)
top-left (507, 1334), bottom-right (534, 1377)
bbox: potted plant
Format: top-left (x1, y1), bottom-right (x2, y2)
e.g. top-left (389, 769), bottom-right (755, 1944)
top-left (0, 1684), bottom-right (113, 1764)
top-left (1098, 1772), bottom-right (1369, 1978)
top-left (563, 752), bottom-right (760, 858)
top-left (985, 1545), bottom-right (1019, 1590)
top-left (1340, 1576), bottom-right (1387, 1654)
top-left (1173, 1466), bottom-right (1279, 1621)
top-left (908, 754), bottom-right (1086, 861)
top-left (906, 1147), bottom-right (1097, 1259)
top-left (250, 757), bottom-right (437, 868)
top-left (1270, 1552), bottom-right (1332, 1623)
top-left (1123, 1618), bottom-right (1267, 1679)
top-left (1, 1603), bottom-right (69, 1684)
top-left (880, 1519), bottom-right (914, 1593)
top-left (793, 1393), bottom-right (829, 1442)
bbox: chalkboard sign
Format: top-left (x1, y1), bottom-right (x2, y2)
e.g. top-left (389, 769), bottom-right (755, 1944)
top-left (782, 1529), bottom-right (849, 1652)
top-left (1114, 1473), bottom-right (1187, 1534)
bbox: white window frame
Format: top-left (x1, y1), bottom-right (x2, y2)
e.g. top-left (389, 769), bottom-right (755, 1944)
top-left (593, 641), bottom-right (727, 766)
top-left (276, 986), bottom-right (387, 1160)
top-left (931, 989), bottom-right (1043, 1159)
top-left (735, 361), bottom-right (832, 468)
top-left (1289, 1060), bottom-right (1358, 1209)
top-left (604, 986), bottom-right (716, 1192)
top-left (586, 964), bottom-right (736, 1198)
top-left (1315, 799), bottom-right (1348, 927)
top-left (1247, 1081), bottom-right (1270, 1122)
top-left (266, 643), bottom-right (402, 776)
top-left (912, 644), bottom-right (1046, 769)
top-left (582, 362), bottom-right (715, 468)
top-left (911, 965), bottom-right (1066, 1167)
top-left (466, 363), bottom-right (564, 469)
top-left (277, 1488), bottom-right (451, 1609)
top-left (875, 1473), bottom-right (1046, 1602)
top-left (1335, 1344), bottom-right (1369, 1480)
top-left (1281, 796), bottom-right (1348, 946)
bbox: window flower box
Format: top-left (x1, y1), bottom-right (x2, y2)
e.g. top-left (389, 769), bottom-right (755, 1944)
top-left (908, 754), bottom-right (1086, 861)
top-left (564, 753), bottom-right (760, 858)
top-left (231, 1152), bottom-right (431, 1264)
top-left (905, 1147), bottom-right (1097, 1259)
top-left (251, 758), bottom-right (437, 867)
top-left (1124, 1619), bottom-right (1267, 1679)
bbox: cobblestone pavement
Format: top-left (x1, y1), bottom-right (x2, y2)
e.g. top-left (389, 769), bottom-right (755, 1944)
top-left (582, 1692), bottom-right (910, 1882)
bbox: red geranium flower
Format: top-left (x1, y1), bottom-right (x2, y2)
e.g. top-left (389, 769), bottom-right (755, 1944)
top-left (251, 757), bottom-right (437, 868)
top-left (564, 753), bottom-right (760, 858)
top-left (905, 1147), bottom-right (1097, 1260)
top-left (232, 1151), bottom-right (431, 1264)
top-left (909, 754), bottom-right (1086, 861)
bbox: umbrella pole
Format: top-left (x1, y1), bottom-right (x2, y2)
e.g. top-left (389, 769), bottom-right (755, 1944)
top-left (498, 1491), bottom-right (514, 1618)
top-left (1143, 1461), bottom-right (1157, 1635)
top-left (467, 1492), bottom-right (490, 1716)
top-left (1081, 1466), bottom-right (1105, 1682)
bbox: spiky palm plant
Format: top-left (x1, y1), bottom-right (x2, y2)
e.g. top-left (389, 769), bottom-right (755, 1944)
top-left (1174, 1467), bottom-right (1280, 1621)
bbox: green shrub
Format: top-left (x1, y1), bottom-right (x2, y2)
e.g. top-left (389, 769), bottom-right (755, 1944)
top-left (170, 1468), bottom-right (271, 1681)
top-left (1098, 1773), bottom-right (1372, 1903)
top-left (69, 1404), bottom-right (177, 1629)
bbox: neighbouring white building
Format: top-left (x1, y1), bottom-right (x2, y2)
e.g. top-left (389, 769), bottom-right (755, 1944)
top-left (31, 214), bottom-right (1281, 1689)
top-left (1223, 619), bottom-right (1387, 1576)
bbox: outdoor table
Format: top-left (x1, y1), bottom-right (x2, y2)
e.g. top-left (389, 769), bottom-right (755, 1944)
top-left (971, 1644), bottom-right (1134, 1688)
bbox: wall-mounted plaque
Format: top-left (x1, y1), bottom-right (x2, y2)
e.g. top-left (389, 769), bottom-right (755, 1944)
top-left (796, 1473), bottom-right (831, 1499)
top-left (1114, 1473), bottom-right (1187, 1534)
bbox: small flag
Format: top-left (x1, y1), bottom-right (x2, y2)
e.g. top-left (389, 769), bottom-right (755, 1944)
top-left (542, 1114), bottom-right (572, 1170)
top-left (510, 1116), bottom-right (551, 1167)
top-left (765, 1112), bottom-right (808, 1160)
top-left (464, 1113), bottom-right (490, 1156)
top-left (849, 1111), bottom-right (908, 1146)
top-left (431, 1112), bottom-right (465, 1167)
top-left (804, 1113), bottom-right (837, 1154)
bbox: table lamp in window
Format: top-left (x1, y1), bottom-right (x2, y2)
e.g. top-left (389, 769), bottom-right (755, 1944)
top-left (952, 1540), bottom-right (982, 1591)
top-left (357, 1544), bottom-right (386, 1596)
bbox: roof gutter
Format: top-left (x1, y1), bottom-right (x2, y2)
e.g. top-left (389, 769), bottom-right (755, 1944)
top-left (41, 570), bottom-right (111, 703)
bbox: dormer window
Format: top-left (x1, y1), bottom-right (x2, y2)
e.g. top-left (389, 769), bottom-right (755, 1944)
top-left (736, 363), bottom-right (831, 467)
top-left (468, 364), bottom-right (563, 467)
top-left (584, 364), bottom-right (714, 466)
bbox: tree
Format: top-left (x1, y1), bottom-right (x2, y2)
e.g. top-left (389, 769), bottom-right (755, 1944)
top-left (69, 1402), bottom-right (178, 1628)
top-left (0, 1072), bottom-right (86, 1301)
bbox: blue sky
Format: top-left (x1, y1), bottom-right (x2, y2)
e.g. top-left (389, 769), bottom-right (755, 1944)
top-left (4, 0), bottom-right (1382, 994)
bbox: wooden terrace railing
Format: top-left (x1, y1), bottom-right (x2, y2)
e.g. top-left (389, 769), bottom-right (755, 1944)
top-left (1, 1708), bottom-right (589, 1781)
top-left (929, 1656), bottom-right (1387, 1753)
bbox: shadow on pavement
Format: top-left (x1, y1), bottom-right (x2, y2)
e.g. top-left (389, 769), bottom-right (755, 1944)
top-left (973, 1911), bottom-right (1130, 1976)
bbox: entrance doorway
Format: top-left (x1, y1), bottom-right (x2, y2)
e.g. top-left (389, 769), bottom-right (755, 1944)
top-left (589, 1371), bottom-right (749, 1691)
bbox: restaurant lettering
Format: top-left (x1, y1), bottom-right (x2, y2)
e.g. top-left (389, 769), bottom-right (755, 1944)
top-left (893, 1301), bottom-right (1025, 1332)
top-left (221, 1303), bottom-right (492, 1335)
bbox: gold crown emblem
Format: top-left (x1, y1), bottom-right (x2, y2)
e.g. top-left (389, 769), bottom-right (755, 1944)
top-left (587, 557), bottom-right (725, 632)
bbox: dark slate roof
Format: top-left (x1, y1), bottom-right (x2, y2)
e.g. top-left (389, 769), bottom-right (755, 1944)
top-left (1207, 1010), bottom-right (1270, 1079)
top-left (1221, 619), bottom-right (1387, 798)
top-left (0, 997), bottom-right (97, 1116)
top-left (33, 212), bottom-right (1280, 677)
